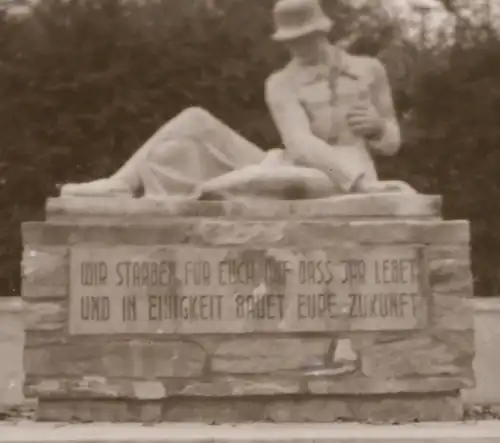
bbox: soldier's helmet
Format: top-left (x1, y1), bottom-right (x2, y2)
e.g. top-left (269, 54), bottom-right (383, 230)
top-left (272, 0), bottom-right (332, 42)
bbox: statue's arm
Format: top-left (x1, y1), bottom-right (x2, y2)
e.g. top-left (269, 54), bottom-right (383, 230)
top-left (265, 73), bottom-right (365, 192)
top-left (366, 59), bottom-right (401, 156)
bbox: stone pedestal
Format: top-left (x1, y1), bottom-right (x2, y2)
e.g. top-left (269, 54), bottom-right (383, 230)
top-left (21, 194), bottom-right (475, 423)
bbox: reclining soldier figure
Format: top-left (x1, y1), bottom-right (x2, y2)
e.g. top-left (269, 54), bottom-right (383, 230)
top-left (61, 0), bottom-right (416, 200)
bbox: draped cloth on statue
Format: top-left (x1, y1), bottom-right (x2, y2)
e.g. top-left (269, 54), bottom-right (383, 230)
top-left (136, 108), bottom-right (267, 198)
top-left (132, 108), bottom-right (339, 200)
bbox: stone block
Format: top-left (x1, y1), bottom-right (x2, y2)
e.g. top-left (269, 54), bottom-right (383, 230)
top-left (132, 381), bottom-right (167, 400)
top-left (264, 393), bottom-right (463, 423)
top-left (176, 377), bottom-right (302, 396)
top-left (163, 398), bottom-right (265, 423)
top-left (286, 220), bottom-right (470, 247)
top-left (25, 376), bottom-right (126, 399)
top-left (432, 293), bottom-right (474, 330)
top-left (25, 379), bottom-right (62, 398)
top-left (22, 246), bottom-right (68, 299)
top-left (428, 256), bottom-right (474, 295)
top-left (426, 246), bottom-right (471, 262)
top-left (24, 330), bottom-right (67, 348)
top-left (26, 377), bottom-right (174, 401)
top-left (307, 375), bottom-right (465, 395)
top-left (37, 399), bottom-right (163, 423)
top-left (23, 301), bottom-right (66, 331)
top-left (354, 331), bottom-right (474, 388)
top-left (422, 247), bottom-right (474, 329)
top-left (25, 339), bottom-right (206, 378)
top-left (211, 338), bottom-right (332, 374)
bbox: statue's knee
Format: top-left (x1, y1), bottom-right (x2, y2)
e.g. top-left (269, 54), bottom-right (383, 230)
top-left (145, 145), bottom-right (164, 164)
top-left (178, 106), bottom-right (214, 127)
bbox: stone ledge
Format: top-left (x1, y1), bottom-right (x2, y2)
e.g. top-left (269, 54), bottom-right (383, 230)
top-left (2, 421), bottom-right (500, 443)
top-left (34, 392), bottom-right (463, 423)
top-left (21, 219), bottom-right (470, 246)
top-left (46, 194), bottom-right (442, 222)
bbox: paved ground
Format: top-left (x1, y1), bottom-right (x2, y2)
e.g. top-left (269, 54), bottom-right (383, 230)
top-left (3, 421), bottom-right (500, 443)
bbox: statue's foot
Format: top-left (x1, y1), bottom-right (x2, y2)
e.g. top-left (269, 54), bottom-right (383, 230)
top-left (60, 178), bottom-right (133, 197)
top-left (362, 180), bottom-right (417, 194)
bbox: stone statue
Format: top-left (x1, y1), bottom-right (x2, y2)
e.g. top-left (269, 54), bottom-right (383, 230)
top-left (61, 0), bottom-right (416, 200)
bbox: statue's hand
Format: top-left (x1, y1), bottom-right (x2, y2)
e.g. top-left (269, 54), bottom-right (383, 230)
top-left (346, 103), bottom-right (385, 140)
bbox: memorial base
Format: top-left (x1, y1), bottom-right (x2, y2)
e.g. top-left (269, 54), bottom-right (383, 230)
top-left (22, 195), bottom-right (476, 424)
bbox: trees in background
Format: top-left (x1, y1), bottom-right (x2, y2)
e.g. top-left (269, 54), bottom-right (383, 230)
top-left (0, 0), bottom-right (499, 295)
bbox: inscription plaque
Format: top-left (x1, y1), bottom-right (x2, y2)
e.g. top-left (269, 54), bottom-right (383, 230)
top-left (69, 246), bottom-right (428, 335)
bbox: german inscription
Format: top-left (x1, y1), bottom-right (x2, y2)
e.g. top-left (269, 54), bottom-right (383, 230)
top-left (69, 246), bottom-right (427, 335)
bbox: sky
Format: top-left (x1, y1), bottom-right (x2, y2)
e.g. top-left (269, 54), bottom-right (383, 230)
top-left (381, 0), bottom-right (500, 42)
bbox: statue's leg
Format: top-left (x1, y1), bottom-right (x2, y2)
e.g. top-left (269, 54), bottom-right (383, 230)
top-left (136, 107), bottom-right (266, 198)
top-left (61, 107), bottom-right (266, 197)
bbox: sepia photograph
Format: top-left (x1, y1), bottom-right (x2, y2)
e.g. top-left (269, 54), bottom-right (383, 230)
top-left (0, 0), bottom-right (499, 441)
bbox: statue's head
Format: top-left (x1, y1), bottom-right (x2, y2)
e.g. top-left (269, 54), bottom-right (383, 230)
top-left (272, 0), bottom-right (332, 59)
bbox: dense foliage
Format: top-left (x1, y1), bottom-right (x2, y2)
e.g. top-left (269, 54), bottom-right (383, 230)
top-left (0, 0), bottom-right (499, 296)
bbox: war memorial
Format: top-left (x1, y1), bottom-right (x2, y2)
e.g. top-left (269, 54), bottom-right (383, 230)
top-left (20, 0), bottom-right (475, 425)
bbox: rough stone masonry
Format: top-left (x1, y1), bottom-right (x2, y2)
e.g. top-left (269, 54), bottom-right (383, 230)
top-left (21, 194), bottom-right (475, 423)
